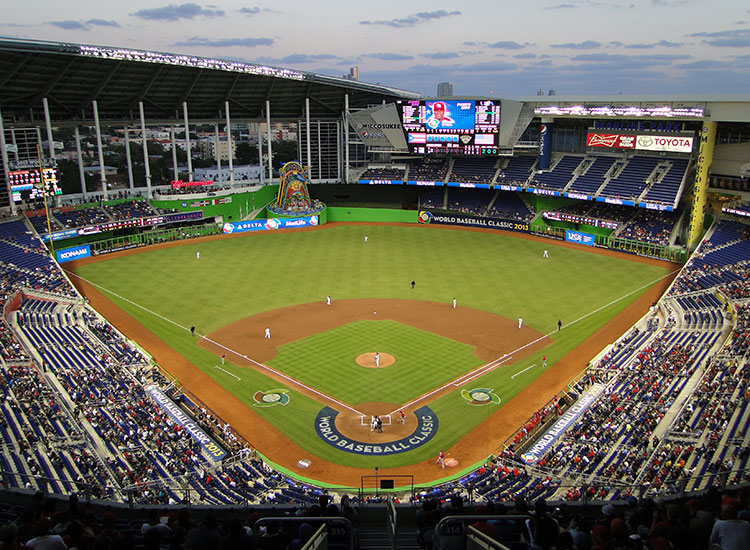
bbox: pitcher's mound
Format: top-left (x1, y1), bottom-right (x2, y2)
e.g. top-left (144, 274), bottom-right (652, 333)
top-left (356, 352), bottom-right (395, 368)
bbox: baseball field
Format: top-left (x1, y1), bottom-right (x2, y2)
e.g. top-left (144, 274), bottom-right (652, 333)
top-left (67, 222), bottom-right (679, 488)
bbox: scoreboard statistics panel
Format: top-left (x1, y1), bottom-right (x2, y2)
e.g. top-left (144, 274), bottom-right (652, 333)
top-left (397, 99), bottom-right (501, 156)
top-left (8, 167), bottom-right (62, 203)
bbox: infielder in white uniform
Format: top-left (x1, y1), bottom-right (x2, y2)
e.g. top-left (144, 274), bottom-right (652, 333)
top-left (518, 317), bottom-right (523, 329)
top-left (264, 327), bottom-right (271, 339)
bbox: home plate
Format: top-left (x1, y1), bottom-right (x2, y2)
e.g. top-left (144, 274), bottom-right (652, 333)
top-left (297, 459), bottom-right (312, 469)
top-left (445, 458), bottom-right (459, 468)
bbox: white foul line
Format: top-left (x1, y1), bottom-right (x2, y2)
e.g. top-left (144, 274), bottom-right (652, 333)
top-left (66, 270), bottom-right (366, 416)
top-left (512, 364), bottom-right (537, 380)
top-left (213, 365), bottom-right (241, 381)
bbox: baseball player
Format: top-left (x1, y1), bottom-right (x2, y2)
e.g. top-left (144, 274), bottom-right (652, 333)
top-left (375, 352), bottom-right (380, 367)
top-left (326, 295), bottom-right (331, 306)
top-left (518, 317), bottom-right (523, 329)
top-left (364, 236), bottom-right (368, 243)
top-left (264, 327), bottom-right (271, 339)
top-left (452, 297), bottom-right (457, 309)
top-left (543, 249), bottom-right (548, 258)
top-left (196, 250), bottom-right (200, 260)
top-left (221, 353), bottom-right (226, 365)
top-left (542, 354), bottom-right (547, 368)
top-left (436, 450), bottom-right (445, 469)
top-left (399, 410), bottom-right (405, 424)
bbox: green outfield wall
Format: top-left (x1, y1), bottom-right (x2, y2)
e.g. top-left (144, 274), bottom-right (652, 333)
top-left (325, 207), bottom-right (417, 223)
top-left (151, 186), bottom-right (279, 221)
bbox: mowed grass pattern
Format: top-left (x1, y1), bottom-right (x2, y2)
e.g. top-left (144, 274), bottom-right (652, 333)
top-left (269, 319), bottom-right (483, 405)
top-left (71, 223), bottom-right (675, 471)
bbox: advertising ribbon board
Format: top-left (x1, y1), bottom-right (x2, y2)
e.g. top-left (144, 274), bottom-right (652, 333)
top-left (56, 244), bottom-right (91, 263)
top-left (565, 230), bottom-right (595, 246)
top-left (222, 215), bottom-right (319, 234)
top-left (144, 385), bottom-right (227, 461)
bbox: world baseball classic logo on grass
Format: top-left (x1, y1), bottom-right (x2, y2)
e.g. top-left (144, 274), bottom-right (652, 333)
top-left (253, 389), bottom-right (290, 407)
top-left (461, 388), bottom-right (501, 405)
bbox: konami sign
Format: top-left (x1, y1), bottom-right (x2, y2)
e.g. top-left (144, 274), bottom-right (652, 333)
top-left (635, 135), bottom-right (694, 153)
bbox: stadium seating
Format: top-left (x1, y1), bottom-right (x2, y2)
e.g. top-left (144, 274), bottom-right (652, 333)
top-left (530, 155), bottom-right (585, 191)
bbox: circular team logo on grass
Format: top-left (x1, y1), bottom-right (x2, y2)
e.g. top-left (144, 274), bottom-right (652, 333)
top-left (315, 406), bottom-right (438, 455)
top-left (461, 388), bottom-right (501, 406)
top-left (253, 389), bottom-right (290, 407)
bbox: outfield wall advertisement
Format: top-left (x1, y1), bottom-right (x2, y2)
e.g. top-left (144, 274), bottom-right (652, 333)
top-left (56, 244), bottom-right (91, 263)
top-left (418, 211), bottom-right (529, 232)
top-left (222, 215), bottom-right (319, 235)
top-left (565, 230), bottom-right (595, 246)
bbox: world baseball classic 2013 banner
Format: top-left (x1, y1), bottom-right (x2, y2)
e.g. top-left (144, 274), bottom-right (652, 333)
top-left (520, 390), bottom-right (600, 465)
top-left (315, 406), bottom-right (438, 455)
top-left (144, 385), bottom-right (227, 461)
top-left (222, 214), bottom-right (319, 234)
top-left (418, 211), bottom-right (529, 233)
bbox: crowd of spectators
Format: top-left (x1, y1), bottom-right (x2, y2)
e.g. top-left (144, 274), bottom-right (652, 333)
top-left (618, 210), bottom-right (677, 246)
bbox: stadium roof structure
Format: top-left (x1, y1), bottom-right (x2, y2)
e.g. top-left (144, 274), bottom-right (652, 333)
top-left (0, 38), bottom-right (421, 127)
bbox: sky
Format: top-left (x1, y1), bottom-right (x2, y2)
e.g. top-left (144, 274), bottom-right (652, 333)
top-left (3, 1), bottom-right (750, 98)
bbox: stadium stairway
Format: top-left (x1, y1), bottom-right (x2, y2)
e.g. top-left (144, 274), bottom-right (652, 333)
top-left (358, 506), bottom-right (421, 550)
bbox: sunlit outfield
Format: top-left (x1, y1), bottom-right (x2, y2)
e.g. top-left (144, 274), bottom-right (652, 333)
top-left (71, 223), bottom-right (673, 473)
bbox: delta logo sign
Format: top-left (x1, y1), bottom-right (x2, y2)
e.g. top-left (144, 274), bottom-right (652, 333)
top-left (223, 215), bottom-right (319, 235)
top-left (56, 244), bottom-right (91, 263)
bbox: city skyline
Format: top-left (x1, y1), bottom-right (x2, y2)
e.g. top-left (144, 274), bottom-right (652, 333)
top-left (2, 1), bottom-right (750, 98)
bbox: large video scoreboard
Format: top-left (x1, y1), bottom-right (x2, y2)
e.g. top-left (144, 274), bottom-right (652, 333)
top-left (8, 159), bottom-right (62, 203)
top-left (397, 99), bottom-right (501, 156)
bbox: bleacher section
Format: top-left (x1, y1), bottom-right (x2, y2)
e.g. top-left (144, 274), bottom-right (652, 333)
top-left (642, 158), bottom-right (689, 206)
top-left (497, 156), bottom-right (536, 185)
top-left (599, 156), bottom-right (660, 201)
top-left (530, 155), bottom-right (584, 191)
top-left (448, 158), bottom-right (497, 185)
top-left (567, 156), bottom-right (617, 196)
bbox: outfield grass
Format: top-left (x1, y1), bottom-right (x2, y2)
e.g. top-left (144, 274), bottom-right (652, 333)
top-left (72, 223), bottom-right (673, 470)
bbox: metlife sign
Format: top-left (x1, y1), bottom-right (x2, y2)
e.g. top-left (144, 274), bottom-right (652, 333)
top-left (56, 244), bottom-right (91, 263)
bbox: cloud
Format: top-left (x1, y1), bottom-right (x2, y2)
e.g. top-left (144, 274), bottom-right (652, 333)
top-left (674, 59), bottom-right (732, 69)
top-left (545, 3), bottom-right (577, 9)
top-left (514, 53), bottom-right (537, 59)
top-left (131, 3), bottom-right (225, 21)
top-left (173, 37), bottom-right (273, 47)
top-left (488, 41), bottom-right (526, 50)
top-left (360, 10), bottom-right (460, 28)
top-left (420, 52), bottom-right (461, 59)
top-left (550, 40), bottom-right (602, 49)
top-left (625, 39), bottom-right (682, 48)
top-left (50, 20), bottom-right (87, 30)
top-left (86, 19), bottom-right (120, 27)
top-left (688, 29), bottom-right (750, 47)
top-left (277, 53), bottom-right (339, 64)
top-left (239, 7), bottom-right (260, 15)
top-left (365, 52), bottom-right (415, 61)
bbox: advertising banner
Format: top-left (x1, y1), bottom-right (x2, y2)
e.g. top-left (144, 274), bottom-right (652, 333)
top-left (222, 215), bottom-right (319, 235)
top-left (40, 229), bottom-right (80, 243)
top-left (359, 179), bottom-right (402, 185)
top-left (144, 385), bottom-right (227, 461)
top-left (586, 133), bottom-right (636, 149)
top-left (635, 135), bottom-right (693, 153)
top-left (56, 244), bottom-right (91, 263)
top-left (418, 211), bottom-right (529, 232)
top-left (521, 391), bottom-right (599, 464)
top-left (446, 181), bottom-right (491, 189)
top-left (565, 229), bottom-right (595, 246)
top-left (538, 123), bottom-right (552, 170)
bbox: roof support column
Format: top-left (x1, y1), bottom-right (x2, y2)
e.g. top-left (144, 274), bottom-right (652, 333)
top-left (74, 127), bottom-right (88, 201)
top-left (225, 101), bottom-right (234, 187)
top-left (182, 102), bottom-right (193, 181)
top-left (214, 123), bottom-right (222, 183)
top-left (305, 97), bottom-right (312, 177)
top-left (344, 94), bottom-right (350, 184)
top-left (92, 100), bottom-right (108, 201)
top-left (170, 125), bottom-right (178, 183)
top-left (124, 127), bottom-right (134, 193)
top-left (256, 122), bottom-right (264, 185)
top-left (266, 100), bottom-right (273, 185)
top-left (0, 108), bottom-right (16, 216)
top-left (138, 101), bottom-right (152, 199)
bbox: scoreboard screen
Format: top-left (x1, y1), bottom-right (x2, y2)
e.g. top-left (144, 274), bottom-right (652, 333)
top-left (8, 167), bottom-right (61, 203)
top-left (397, 99), bottom-right (501, 156)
